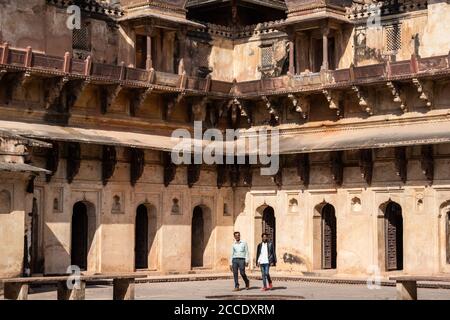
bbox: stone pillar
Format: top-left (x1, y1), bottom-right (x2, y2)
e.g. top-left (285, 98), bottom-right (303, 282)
top-left (113, 279), bottom-right (135, 300)
top-left (145, 25), bottom-right (153, 70)
top-left (57, 280), bottom-right (86, 300)
top-left (288, 34), bottom-right (296, 75)
top-left (396, 281), bottom-right (417, 300)
top-left (321, 25), bottom-right (330, 71)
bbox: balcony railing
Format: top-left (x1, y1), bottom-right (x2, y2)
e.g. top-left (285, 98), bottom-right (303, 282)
top-left (0, 43), bottom-right (449, 98)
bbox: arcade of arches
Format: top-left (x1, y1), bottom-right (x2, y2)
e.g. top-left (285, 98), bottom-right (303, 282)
top-left (6, 168), bottom-right (450, 277)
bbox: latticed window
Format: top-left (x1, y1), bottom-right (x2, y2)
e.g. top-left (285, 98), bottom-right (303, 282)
top-left (385, 23), bottom-right (402, 52)
top-left (261, 45), bottom-right (274, 68)
top-left (72, 23), bottom-right (91, 51)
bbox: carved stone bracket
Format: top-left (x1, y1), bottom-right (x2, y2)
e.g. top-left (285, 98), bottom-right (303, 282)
top-left (188, 163), bottom-right (201, 188)
top-left (66, 142), bottom-right (81, 184)
top-left (217, 164), bottom-right (228, 189)
top-left (102, 145), bottom-right (117, 186)
top-left (164, 93), bottom-right (185, 121)
top-left (101, 84), bottom-right (123, 114)
top-left (359, 149), bottom-right (373, 185)
top-left (420, 145), bottom-right (434, 184)
top-left (229, 164), bottom-right (240, 188)
top-left (242, 162), bottom-right (252, 188)
top-left (262, 95), bottom-right (280, 124)
top-left (130, 148), bottom-right (145, 186)
top-left (394, 146), bottom-right (408, 183)
top-left (45, 76), bottom-right (69, 109)
top-left (330, 151), bottom-right (343, 186)
top-left (296, 153), bottom-right (310, 187)
top-left (6, 71), bottom-right (33, 102)
top-left (412, 78), bottom-right (434, 109)
top-left (131, 86), bottom-right (154, 116)
top-left (352, 86), bottom-right (374, 115)
top-left (163, 151), bottom-right (176, 187)
top-left (0, 68), bottom-right (7, 81)
top-left (227, 98), bottom-right (252, 127)
top-left (322, 90), bottom-right (343, 117)
top-left (45, 142), bottom-right (59, 183)
top-left (272, 169), bottom-right (283, 189)
top-left (387, 81), bottom-right (407, 112)
top-left (66, 79), bottom-right (89, 111)
top-left (192, 96), bottom-right (209, 122)
top-left (288, 94), bottom-right (309, 119)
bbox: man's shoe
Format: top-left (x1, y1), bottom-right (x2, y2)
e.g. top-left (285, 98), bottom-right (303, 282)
top-left (268, 283), bottom-right (273, 289)
top-left (261, 287), bottom-right (268, 291)
top-left (233, 288), bottom-right (240, 292)
top-left (246, 282), bottom-right (250, 290)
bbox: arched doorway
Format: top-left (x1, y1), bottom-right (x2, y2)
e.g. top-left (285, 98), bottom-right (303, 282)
top-left (135, 204), bottom-right (149, 269)
top-left (385, 201), bottom-right (403, 271)
top-left (321, 204), bottom-right (337, 269)
top-left (446, 210), bottom-right (450, 264)
top-left (262, 207), bottom-right (276, 249)
top-left (71, 202), bottom-right (88, 270)
top-left (191, 205), bottom-right (213, 269)
top-left (191, 206), bottom-right (205, 268)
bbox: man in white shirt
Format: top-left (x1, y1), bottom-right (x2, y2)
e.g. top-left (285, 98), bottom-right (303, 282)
top-left (256, 233), bottom-right (277, 290)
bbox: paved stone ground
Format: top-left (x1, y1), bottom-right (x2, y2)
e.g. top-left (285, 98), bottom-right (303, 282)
top-left (25, 279), bottom-right (450, 300)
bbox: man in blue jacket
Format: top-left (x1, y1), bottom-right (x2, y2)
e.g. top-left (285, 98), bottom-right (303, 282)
top-left (256, 233), bottom-right (276, 290)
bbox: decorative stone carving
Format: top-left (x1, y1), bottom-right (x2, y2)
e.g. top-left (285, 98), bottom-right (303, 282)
top-left (187, 163), bottom-right (201, 188)
top-left (100, 84), bottom-right (123, 114)
top-left (242, 162), bottom-right (252, 188)
top-left (130, 86), bottom-right (154, 116)
top-left (322, 90), bottom-right (342, 117)
top-left (66, 142), bottom-right (81, 184)
top-left (164, 93), bottom-right (185, 121)
top-left (387, 81), bottom-right (407, 112)
top-left (229, 164), bottom-right (240, 188)
top-left (412, 78), bottom-right (434, 108)
top-left (102, 145), bottom-right (117, 186)
top-left (65, 80), bottom-right (89, 111)
top-left (130, 148), bottom-right (145, 186)
top-left (351, 197), bottom-right (362, 212)
top-left (163, 152), bottom-right (176, 187)
top-left (289, 198), bottom-right (299, 213)
top-left (262, 95), bottom-right (280, 125)
top-left (352, 86), bottom-right (374, 115)
top-left (46, 142), bottom-right (59, 183)
top-left (272, 169), bottom-right (283, 189)
top-left (288, 94), bottom-right (309, 119)
top-left (216, 164), bottom-right (228, 189)
top-left (44, 76), bottom-right (69, 110)
top-left (171, 198), bottom-right (181, 215)
top-left (191, 96), bottom-right (209, 122)
top-left (111, 195), bottom-right (122, 213)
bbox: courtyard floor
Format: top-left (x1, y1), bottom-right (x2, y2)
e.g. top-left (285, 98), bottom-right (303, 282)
top-left (25, 279), bottom-right (450, 300)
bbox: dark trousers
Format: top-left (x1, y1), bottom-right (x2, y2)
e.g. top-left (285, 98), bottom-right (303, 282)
top-left (260, 264), bottom-right (272, 288)
top-left (232, 258), bottom-right (249, 289)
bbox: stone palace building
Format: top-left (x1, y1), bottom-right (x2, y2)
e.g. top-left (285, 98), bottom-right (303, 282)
top-left (1, 0), bottom-right (450, 279)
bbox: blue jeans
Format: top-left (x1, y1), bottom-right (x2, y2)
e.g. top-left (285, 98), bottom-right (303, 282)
top-left (232, 258), bottom-right (249, 289)
top-left (260, 264), bottom-right (272, 288)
